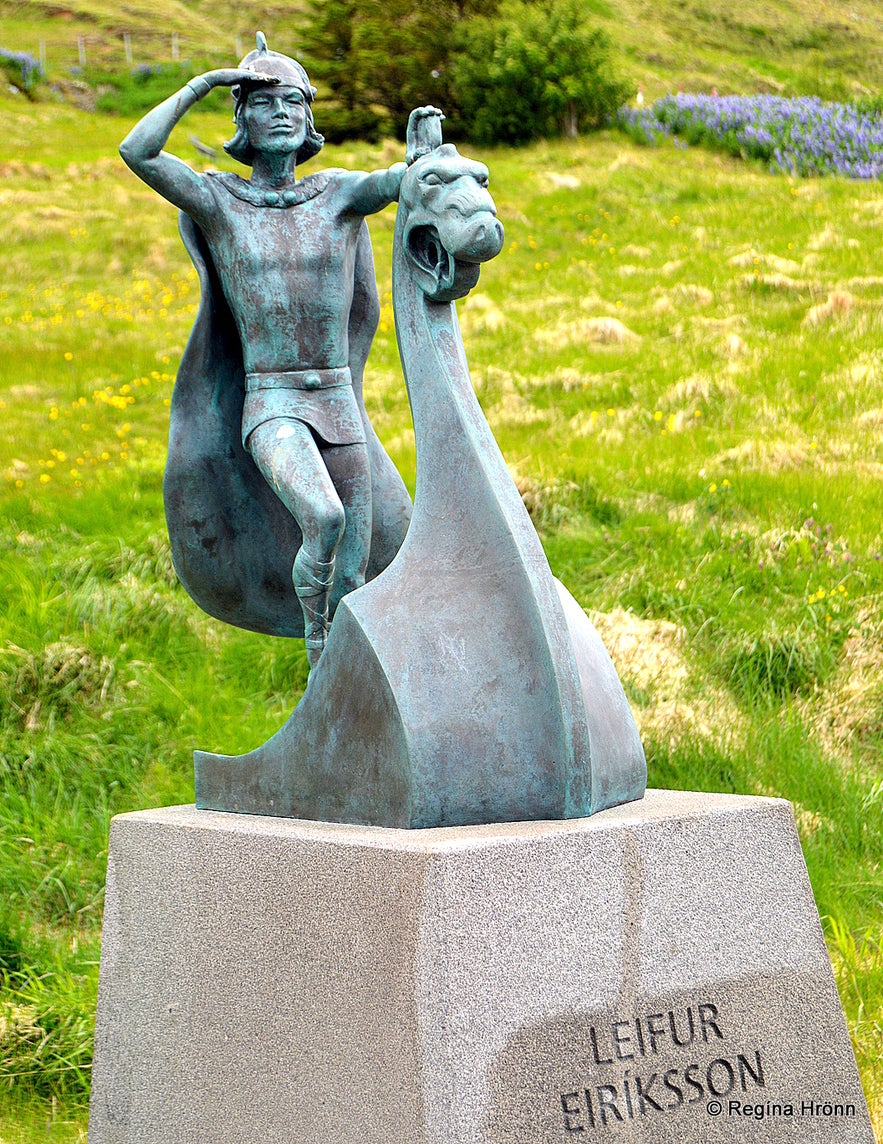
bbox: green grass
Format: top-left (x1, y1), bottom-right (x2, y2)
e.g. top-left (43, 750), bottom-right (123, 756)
top-left (0, 1098), bottom-right (86, 1143)
top-left (0, 85), bottom-right (881, 1137)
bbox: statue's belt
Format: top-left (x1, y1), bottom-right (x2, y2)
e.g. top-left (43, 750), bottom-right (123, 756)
top-left (245, 367), bottom-right (352, 392)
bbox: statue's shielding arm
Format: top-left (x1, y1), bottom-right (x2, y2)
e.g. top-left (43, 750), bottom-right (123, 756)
top-left (119, 68), bottom-right (272, 219)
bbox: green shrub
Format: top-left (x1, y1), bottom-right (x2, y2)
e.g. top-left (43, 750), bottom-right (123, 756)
top-left (451, 0), bottom-right (634, 143)
top-left (299, 0), bottom-right (499, 140)
top-left (313, 101), bottom-right (391, 145)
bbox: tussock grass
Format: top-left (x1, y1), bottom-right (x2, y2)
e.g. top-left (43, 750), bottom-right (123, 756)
top-left (0, 87), bottom-right (881, 1136)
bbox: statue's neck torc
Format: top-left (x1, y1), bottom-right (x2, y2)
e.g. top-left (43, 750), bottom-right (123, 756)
top-left (210, 170), bottom-right (331, 209)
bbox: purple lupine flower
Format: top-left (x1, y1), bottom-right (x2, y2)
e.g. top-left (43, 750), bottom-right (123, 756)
top-left (615, 93), bottom-right (883, 179)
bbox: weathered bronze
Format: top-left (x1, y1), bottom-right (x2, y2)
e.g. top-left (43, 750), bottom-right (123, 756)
top-left (121, 35), bottom-right (646, 827)
top-left (120, 33), bottom-right (412, 665)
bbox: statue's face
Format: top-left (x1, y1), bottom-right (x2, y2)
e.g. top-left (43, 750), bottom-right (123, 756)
top-left (242, 84), bottom-right (308, 156)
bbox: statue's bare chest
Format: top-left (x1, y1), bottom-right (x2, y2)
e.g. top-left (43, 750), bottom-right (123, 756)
top-left (202, 173), bottom-right (358, 285)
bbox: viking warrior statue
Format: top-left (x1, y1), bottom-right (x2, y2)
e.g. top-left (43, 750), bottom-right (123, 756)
top-left (119, 33), bottom-right (647, 827)
top-left (120, 34), bottom-right (416, 666)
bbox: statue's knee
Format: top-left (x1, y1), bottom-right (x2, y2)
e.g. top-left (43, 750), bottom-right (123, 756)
top-left (313, 499), bottom-right (346, 555)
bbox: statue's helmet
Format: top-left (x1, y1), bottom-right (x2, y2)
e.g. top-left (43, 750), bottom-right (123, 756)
top-left (224, 31), bottom-right (324, 167)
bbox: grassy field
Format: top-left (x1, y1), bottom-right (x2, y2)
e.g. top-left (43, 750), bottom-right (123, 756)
top-left (1, 72), bottom-right (882, 1141)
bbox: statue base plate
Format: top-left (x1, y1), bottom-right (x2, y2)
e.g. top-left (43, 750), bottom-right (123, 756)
top-left (88, 790), bottom-right (872, 1142)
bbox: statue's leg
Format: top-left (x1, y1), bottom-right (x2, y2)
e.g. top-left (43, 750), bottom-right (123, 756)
top-left (292, 548), bottom-right (336, 668)
top-left (321, 441), bottom-right (372, 617)
top-left (246, 419), bottom-right (345, 665)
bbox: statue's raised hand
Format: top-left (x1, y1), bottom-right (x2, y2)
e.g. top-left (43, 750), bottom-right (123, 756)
top-left (186, 68), bottom-right (281, 99)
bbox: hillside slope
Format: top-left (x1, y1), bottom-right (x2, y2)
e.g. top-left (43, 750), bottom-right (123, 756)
top-left (2, 0), bottom-right (883, 104)
top-left (610, 0), bottom-right (883, 100)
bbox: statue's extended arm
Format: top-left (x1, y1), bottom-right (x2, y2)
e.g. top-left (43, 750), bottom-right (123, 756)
top-left (340, 164), bottom-right (407, 216)
top-left (119, 69), bottom-right (274, 219)
top-left (340, 106), bottom-right (446, 217)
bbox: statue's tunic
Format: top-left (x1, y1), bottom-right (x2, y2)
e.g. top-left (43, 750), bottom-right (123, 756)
top-left (241, 366), bottom-right (365, 447)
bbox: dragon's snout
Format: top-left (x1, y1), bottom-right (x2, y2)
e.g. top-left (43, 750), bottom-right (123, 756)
top-left (434, 181), bottom-right (503, 263)
top-left (452, 212), bottom-right (505, 264)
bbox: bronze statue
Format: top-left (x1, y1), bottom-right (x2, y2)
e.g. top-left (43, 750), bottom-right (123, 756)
top-left (121, 34), bottom-right (646, 827)
top-left (120, 33), bottom-right (415, 666)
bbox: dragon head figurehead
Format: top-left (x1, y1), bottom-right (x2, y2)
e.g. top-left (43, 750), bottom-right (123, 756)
top-left (400, 138), bottom-right (505, 303)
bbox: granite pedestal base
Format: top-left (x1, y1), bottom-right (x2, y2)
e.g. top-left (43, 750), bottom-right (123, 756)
top-left (88, 790), bottom-right (873, 1143)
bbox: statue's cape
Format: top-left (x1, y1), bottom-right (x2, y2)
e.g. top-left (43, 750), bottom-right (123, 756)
top-left (163, 211), bottom-right (412, 638)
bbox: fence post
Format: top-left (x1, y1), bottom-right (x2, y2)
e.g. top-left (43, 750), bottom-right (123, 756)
top-left (77, 36), bottom-right (86, 68)
top-left (39, 40), bottom-right (46, 72)
top-left (124, 33), bottom-right (132, 65)
top-left (172, 32), bottom-right (179, 61)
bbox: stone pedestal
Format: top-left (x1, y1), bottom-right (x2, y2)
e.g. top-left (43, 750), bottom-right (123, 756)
top-left (88, 790), bottom-right (873, 1143)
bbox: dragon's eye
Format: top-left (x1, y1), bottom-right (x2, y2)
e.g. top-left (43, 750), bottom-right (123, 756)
top-left (421, 172), bottom-right (443, 186)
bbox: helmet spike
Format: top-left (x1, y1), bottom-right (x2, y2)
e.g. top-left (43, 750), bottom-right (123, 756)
top-left (235, 32), bottom-right (315, 101)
